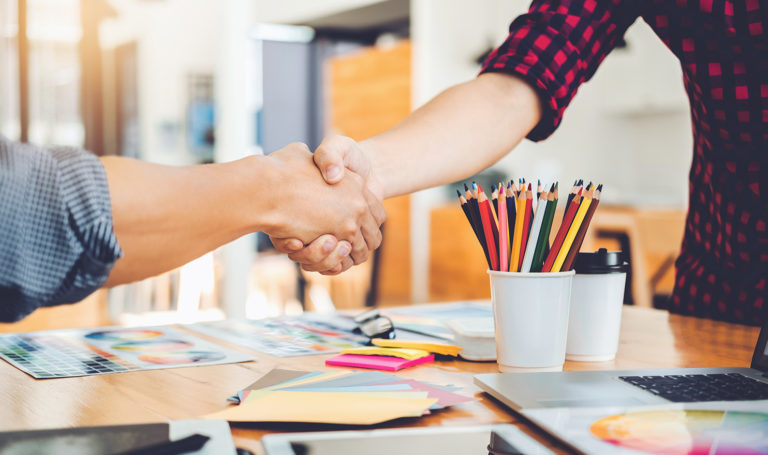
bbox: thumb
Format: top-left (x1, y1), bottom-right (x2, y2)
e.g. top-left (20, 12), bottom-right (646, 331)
top-left (313, 135), bottom-right (356, 184)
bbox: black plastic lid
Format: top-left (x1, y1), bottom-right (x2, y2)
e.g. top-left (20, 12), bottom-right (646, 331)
top-left (574, 248), bottom-right (629, 274)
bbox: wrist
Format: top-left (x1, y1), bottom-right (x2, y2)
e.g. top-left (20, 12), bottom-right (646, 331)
top-left (359, 138), bottom-right (388, 199)
top-left (238, 154), bottom-right (282, 234)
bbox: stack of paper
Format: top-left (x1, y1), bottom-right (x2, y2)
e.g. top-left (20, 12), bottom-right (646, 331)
top-left (211, 369), bottom-right (474, 426)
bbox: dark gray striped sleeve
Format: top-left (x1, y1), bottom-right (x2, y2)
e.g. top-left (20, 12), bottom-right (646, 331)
top-left (0, 136), bottom-right (123, 322)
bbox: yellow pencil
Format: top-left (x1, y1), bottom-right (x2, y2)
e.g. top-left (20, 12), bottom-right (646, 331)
top-left (509, 194), bottom-right (526, 272)
top-left (551, 192), bottom-right (593, 272)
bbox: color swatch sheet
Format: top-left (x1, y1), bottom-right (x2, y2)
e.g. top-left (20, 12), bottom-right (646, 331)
top-left (0, 326), bottom-right (253, 379)
top-left (522, 401), bottom-right (768, 455)
top-left (214, 369), bottom-right (474, 425)
top-left (184, 314), bottom-right (368, 357)
top-left (384, 301), bottom-right (493, 341)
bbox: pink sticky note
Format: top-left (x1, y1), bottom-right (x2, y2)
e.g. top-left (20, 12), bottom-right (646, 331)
top-left (325, 354), bottom-right (434, 371)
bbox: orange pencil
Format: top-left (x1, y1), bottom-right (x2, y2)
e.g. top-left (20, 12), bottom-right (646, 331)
top-left (517, 183), bottom-right (533, 271)
top-left (498, 185), bottom-right (509, 272)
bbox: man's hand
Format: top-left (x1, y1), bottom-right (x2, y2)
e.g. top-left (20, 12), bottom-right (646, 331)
top-left (271, 135), bottom-right (383, 275)
top-left (263, 142), bottom-right (384, 267)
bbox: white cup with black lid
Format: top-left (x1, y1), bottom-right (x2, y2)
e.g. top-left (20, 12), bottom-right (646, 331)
top-left (566, 248), bottom-right (629, 362)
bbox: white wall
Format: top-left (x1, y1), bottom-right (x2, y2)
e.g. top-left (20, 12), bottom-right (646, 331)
top-left (102, 0), bottom-right (223, 165)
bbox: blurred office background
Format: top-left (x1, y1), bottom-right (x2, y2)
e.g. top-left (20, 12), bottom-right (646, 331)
top-left (0, 0), bottom-right (690, 330)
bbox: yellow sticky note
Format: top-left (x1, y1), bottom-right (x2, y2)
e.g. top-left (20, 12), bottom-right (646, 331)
top-left (340, 346), bottom-right (430, 360)
top-left (206, 391), bottom-right (437, 425)
top-left (371, 339), bottom-right (462, 356)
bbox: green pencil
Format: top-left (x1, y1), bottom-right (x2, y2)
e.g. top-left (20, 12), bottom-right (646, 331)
top-left (532, 183), bottom-right (558, 271)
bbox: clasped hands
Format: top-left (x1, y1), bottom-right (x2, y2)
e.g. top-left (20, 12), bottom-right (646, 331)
top-left (264, 136), bottom-right (382, 275)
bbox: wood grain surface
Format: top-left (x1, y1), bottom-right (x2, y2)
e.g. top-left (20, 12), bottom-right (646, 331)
top-left (0, 306), bottom-right (759, 454)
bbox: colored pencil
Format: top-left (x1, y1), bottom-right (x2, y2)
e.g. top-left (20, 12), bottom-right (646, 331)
top-left (531, 184), bottom-right (556, 272)
top-left (551, 188), bottom-right (593, 272)
top-left (542, 189), bottom-right (582, 272)
top-left (468, 184), bottom-right (491, 267)
top-left (520, 189), bottom-right (548, 273)
top-left (563, 179), bottom-right (581, 221)
top-left (517, 183), bottom-right (533, 271)
top-left (509, 189), bottom-right (526, 272)
top-left (479, 185), bottom-right (500, 253)
top-left (458, 189), bottom-right (489, 265)
top-left (498, 185), bottom-right (509, 272)
top-left (491, 184), bottom-right (499, 220)
top-left (505, 181), bottom-right (515, 257)
top-left (477, 190), bottom-right (499, 271)
top-left (561, 184), bottom-right (602, 271)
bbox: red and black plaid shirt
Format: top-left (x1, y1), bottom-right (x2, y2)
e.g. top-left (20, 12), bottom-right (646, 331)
top-left (482, 0), bottom-right (767, 325)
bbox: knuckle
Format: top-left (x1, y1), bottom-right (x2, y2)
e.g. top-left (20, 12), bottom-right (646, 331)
top-left (290, 142), bottom-right (311, 154)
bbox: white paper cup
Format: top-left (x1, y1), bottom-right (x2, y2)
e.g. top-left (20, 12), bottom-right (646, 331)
top-left (566, 272), bottom-right (627, 361)
top-left (566, 249), bottom-right (628, 362)
top-left (488, 270), bottom-right (574, 372)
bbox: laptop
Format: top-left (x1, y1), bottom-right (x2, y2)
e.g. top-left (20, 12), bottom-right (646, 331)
top-left (474, 319), bottom-right (768, 410)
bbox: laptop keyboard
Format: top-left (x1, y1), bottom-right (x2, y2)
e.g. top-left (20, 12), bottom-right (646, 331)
top-left (619, 373), bottom-right (768, 402)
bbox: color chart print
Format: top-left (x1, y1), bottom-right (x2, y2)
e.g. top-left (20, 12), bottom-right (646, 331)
top-left (0, 326), bottom-right (253, 379)
top-left (590, 409), bottom-right (768, 455)
top-left (185, 316), bottom-right (369, 357)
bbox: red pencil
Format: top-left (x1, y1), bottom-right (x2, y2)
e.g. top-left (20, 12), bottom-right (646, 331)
top-left (517, 183), bottom-right (533, 271)
top-left (541, 189), bottom-right (582, 272)
top-left (478, 190), bottom-right (499, 271)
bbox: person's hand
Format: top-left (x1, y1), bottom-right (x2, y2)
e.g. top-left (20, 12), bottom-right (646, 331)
top-left (271, 135), bottom-right (383, 275)
top-left (263, 142), bottom-right (384, 268)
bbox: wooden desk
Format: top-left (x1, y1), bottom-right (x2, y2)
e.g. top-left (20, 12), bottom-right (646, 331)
top-left (0, 306), bottom-right (759, 454)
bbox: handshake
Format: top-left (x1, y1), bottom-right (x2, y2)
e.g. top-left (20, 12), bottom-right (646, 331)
top-left (262, 135), bottom-right (384, 275)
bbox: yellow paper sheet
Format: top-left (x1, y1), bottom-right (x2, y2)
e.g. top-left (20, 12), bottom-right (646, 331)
top-left (371, 339), bottom-right (462, 356)
top-left (206, 391), bottom-right (437, 425)
top-left (340, 346), bottom-right (429, 360)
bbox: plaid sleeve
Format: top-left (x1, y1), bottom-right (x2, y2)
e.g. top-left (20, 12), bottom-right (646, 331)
top-left (481, 0), bottom-right (639, 141)
top-left (0, 137), bottom-right (123, 322)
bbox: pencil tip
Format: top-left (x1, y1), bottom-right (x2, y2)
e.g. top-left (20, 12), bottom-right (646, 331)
top-left (457, 189), bottom-right (462, 197)
top-left (555, 181), bottom-right (559, 189)
top-left (528, 182), bottom-right (532, 190)
top-left (550, 183), bottom-right (555, 191)
top-left (597, 183), bottom-right (603, 191)
top-left (537, 179), bottom-right (541, 185)
top-left (578, 179), bottom-right (583, 185)
top-left (464, 183), bottom-right (469, 191)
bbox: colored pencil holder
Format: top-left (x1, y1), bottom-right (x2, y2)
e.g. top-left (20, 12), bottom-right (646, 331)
top-left (488, 270), bottom-right (575, 372)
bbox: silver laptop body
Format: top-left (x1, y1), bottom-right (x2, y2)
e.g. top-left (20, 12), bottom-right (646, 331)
top-left (475, 320), bottom-right (768, 410)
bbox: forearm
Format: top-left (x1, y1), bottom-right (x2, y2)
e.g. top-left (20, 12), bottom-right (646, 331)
top-left (363, 73), bottom-right (541, 198)
top-left (102, 155), bottom-right (268, 286)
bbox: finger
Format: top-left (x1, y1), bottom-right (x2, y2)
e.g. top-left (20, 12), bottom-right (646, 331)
top-left (360, 209), bottom-right (383, 252)
top-left (313, 136), bottom-right (353, 184)
top-left (300, 241), bottom-right (352, 272)
top-left (349, 230), bottom-right (369, 265)
top-left (363, 187), bottom-right (386, 226)
top-left (287, 235), bottom-right (338, 265)
top-left (320, 256), bottom-right (354, 276)
top-left (270, 238), bottom-right (304, 254)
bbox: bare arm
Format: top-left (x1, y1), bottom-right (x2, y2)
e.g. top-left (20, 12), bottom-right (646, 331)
top-left (104, 143), bottom-right (384, 285)
top-left (318, 73), bottom-right (542, 198)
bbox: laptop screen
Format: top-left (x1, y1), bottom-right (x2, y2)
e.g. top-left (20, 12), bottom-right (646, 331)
top-left (750, 322), bottom-right (768, 373)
